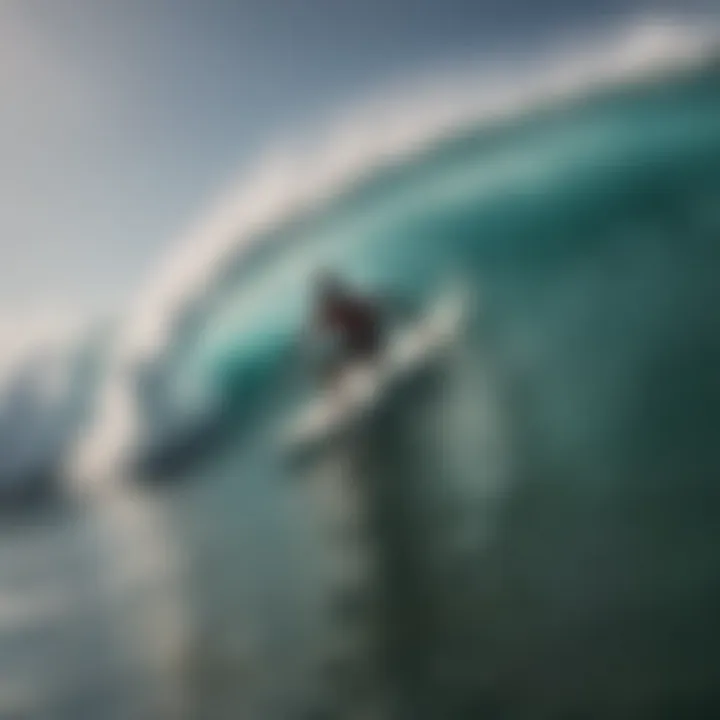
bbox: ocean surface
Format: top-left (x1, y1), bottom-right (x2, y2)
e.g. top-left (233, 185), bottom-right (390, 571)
top-left (1, 29), bottom-right (719, 719)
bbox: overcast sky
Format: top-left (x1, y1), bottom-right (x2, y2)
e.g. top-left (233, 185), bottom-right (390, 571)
top-left (1, 0), bottom-right (716, 319)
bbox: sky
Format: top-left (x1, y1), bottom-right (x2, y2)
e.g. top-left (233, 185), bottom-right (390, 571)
top-left (0, 0), bottom-right (717, 324)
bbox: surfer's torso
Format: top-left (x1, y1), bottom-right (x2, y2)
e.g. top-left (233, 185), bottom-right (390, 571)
top-left (318, 293), bottom-right (382, 358)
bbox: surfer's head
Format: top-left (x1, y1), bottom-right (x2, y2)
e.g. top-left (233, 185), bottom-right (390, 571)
top-left (314, 269), bottom-right (345, 303)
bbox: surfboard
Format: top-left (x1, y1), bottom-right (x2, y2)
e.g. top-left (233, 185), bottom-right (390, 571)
top-left (281, 287), bottom-right (467, 464)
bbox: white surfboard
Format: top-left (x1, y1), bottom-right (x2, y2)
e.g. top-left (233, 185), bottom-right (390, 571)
top-left (282, 287), bottom-right (468, 463)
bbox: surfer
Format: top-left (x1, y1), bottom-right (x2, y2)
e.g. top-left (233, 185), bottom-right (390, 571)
top-left (311, 271), bottom-right (384, 385)
top-left (286, 276), bottom-right (463, 461)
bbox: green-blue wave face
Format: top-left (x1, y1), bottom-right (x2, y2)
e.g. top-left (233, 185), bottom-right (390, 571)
top-left (173, 65), bottom-right (720, 409)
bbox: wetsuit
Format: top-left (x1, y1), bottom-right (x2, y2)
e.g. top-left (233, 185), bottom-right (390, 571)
top-left (318, 294), bottom-right (382, 361)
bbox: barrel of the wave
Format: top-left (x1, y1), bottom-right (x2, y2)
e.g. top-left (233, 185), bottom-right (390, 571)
top-left (282, 288), bottom-right (468, 718)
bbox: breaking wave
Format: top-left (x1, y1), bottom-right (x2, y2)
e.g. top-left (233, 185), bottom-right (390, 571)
top-left (67, 16), bottom-right (719, 487)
